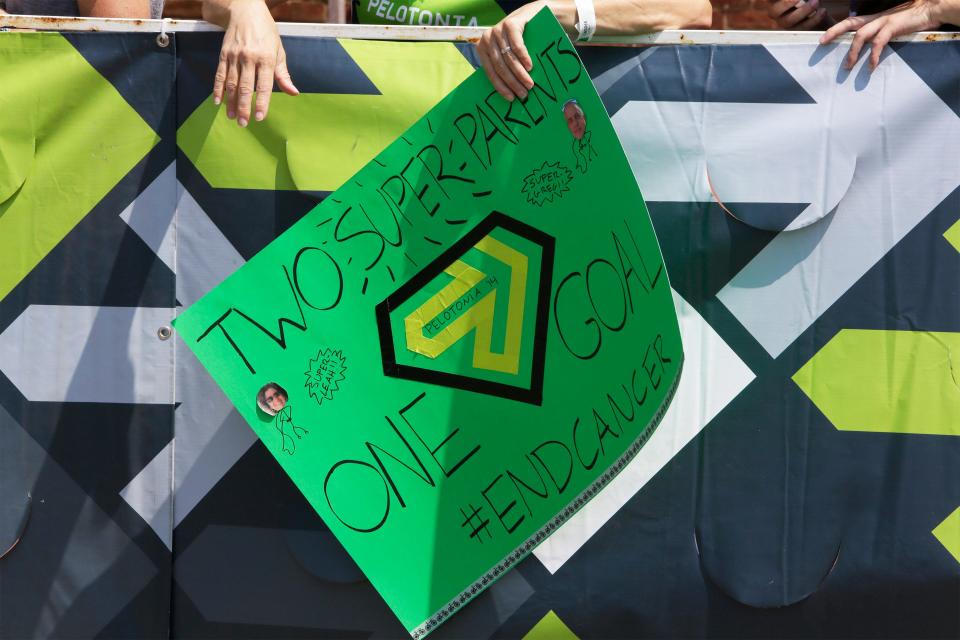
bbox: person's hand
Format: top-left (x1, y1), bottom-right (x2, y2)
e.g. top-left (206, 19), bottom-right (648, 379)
top-left (476, 1), bottom-right (547, 101)
top-left (820, 0), bottom-right (959, 70)
top-left (767, 0), bottom-right (830, 30)
top-left (211, 0), bottom-right (299, 126)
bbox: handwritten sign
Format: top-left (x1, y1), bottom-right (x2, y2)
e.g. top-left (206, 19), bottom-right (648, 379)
top-left (173, 11), bottom-right (682, 637)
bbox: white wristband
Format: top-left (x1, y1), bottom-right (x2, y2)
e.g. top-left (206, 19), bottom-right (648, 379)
top-left (573, 0), bottom-right (596, 41)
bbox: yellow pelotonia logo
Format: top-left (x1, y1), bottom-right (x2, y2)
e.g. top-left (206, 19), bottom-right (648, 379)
top-left (404, 234), bottom-right (528, 375)
top-left (376, 212), bottom-right (554, 405)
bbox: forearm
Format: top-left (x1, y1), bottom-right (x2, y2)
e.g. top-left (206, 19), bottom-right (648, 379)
top-left (540, 0), bottom-right (712, 34)
top-left (78, 0), bottom-right (150, 17)
top-left (202, 0), bottom-right (242, 27)
top-left (931, 0), bottom-right (960, 26)
top-left (203, 0), bottom-right (283, 27)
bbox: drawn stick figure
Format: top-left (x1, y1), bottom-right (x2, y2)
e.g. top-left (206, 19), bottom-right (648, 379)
top-left (257, 382), bottom-right (307, 455)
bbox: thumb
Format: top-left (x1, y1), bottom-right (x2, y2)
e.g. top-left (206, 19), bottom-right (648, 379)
top-left (275, 48), bottom-right (299, 96)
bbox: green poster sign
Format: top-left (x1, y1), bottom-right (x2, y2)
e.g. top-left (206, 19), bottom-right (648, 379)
top-left (174, 11), bottom-right (682, 637)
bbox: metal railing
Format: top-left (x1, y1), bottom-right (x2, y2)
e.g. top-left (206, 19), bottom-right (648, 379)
top-left (1, 13), bottom-right (959, 44)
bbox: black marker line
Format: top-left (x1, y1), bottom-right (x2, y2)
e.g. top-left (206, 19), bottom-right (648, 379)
top-left (399, 391), bottom-right (427, 414)
top-left (196, 308), bottom-right (232, 342)
top-left (376, 299), bottom-right (399, 376)
top-left (217, 324), bottom-right (256, 374)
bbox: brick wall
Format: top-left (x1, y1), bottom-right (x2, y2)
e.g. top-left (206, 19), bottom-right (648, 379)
top-left (163, 0), bottom-right (333, 21)
top-left (163, 0), bottom-right (815, 29)
top-left (714, 0), bottom-right (778, 29)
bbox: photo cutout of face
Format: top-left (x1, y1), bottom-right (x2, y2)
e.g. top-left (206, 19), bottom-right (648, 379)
top-left (257, 382), bottom-right (288, 417)
top-left (563, 99), bottom-right (586, 140)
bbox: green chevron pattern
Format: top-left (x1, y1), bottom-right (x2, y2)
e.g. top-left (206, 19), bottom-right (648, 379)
top-left (945, 217), bottom-right (960, 253)
top-left (933, 507), bottom-right (960, 563)
top-left (177, 39), bottom-right (473, 192)
top-left (793, 329), bottom-right (960, 437)
top-left (523, 611), bottom-right (580, 640)
top-left (0, 33), bottom-right (159, 303)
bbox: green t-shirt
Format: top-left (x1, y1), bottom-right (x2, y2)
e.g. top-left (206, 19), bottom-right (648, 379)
top-left (353, 0), bottom-right (527, 27)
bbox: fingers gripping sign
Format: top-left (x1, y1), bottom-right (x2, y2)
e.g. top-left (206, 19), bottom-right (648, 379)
top-left (477, 2), bottom-right (539, 101)
top-left (491, 32), bottom-right (530, 100)
top-left (498, 26), bottom-right (535, 91)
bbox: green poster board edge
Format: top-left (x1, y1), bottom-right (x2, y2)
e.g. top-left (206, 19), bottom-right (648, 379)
top-left (411, 357), bottom-right (682, 638)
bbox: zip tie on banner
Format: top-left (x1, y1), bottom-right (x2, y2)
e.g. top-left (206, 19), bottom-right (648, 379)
top-left (157, 18), bottom-right (170, 47)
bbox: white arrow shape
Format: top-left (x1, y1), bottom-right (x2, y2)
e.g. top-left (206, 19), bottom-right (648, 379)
top-left (615, 44), bottom-right (960, 357)
top-left (120, 181), bottom-right (255, 545)
top-left (173, 181), bottom-right (246, 307)
top-left (119, 339), bottom-right (258, 550)
top-left (169, 183), bottom-right (256, 527)
top-left (616, 48), bottom-right (859, 231)
top-left (0, 304), bottom-right (176, 405)
top-left (169, 340), bottom-right (258, 529)
top-left (120, 163), bottom-right (176, 273)
top-left (118, 168), bottom-right (246, 306)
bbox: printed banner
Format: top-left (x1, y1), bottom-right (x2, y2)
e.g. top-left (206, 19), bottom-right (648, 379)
top-left (5, 18), bottom-right (957, 640)
top-left (173, 11), bottom-right (682, 636)
top-left (0, 30), bottom-right (175, 640)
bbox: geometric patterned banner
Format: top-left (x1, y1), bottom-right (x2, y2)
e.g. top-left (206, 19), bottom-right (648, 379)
top-left (1, 28), bottom-right (958, 639)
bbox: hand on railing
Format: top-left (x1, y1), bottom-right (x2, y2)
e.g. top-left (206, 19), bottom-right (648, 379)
top-left (820, 0), bottom-right (960, 70)
top-left (205, 0), bottom-right (300, 126)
